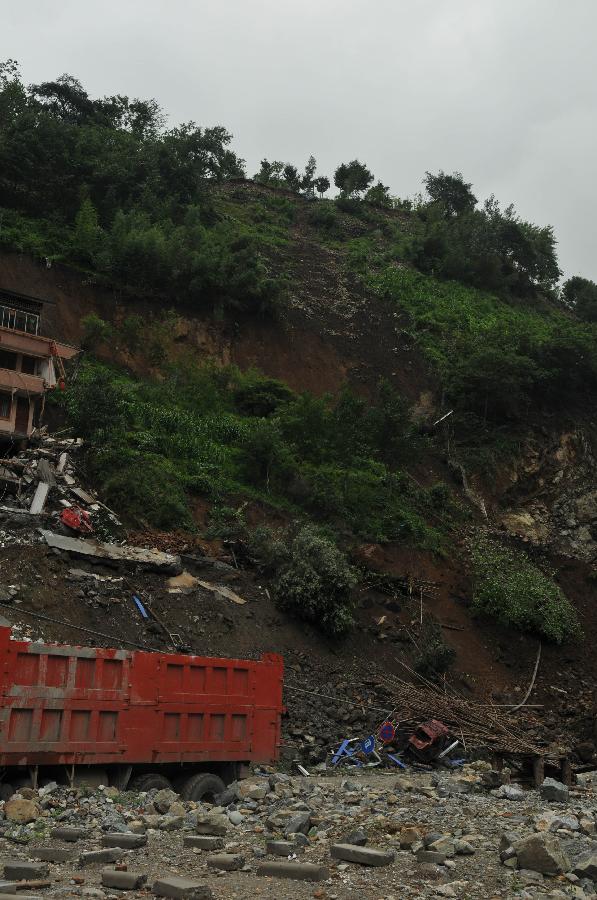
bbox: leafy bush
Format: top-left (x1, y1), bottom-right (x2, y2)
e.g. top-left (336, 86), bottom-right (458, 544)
top-left (81, 313), bottom-right (113, 351)
top-left (415, 622), bottom-right (456, 680)
top-left (273, 525), bottom-right (356, 636)
top-left (368, 266), bottom-right (597, 423)
top-left (308, 202), bottom-right (338, 233)
top-left (233, 374), bottom-right (295, 416)
top-left (59, 358), bottom-right (447, 546)
top-left (470, 535), bottom-right (580, 643)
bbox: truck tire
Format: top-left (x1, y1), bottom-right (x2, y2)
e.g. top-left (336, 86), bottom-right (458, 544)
top-left (129, 773), bottom-right (172, 792)
top-left (180, 773), bottom-right (226, 803)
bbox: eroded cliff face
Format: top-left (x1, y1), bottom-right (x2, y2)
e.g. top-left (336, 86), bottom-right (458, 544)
top-left (496, 429), bottom-right (597, 563)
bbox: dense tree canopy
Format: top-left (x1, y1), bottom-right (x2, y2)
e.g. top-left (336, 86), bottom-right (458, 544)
top-left (334, 159), bottom-right (374, 197)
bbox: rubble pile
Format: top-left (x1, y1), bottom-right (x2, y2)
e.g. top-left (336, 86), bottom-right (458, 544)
top-left (1, 768), bottom-right (597, 897)
top-left (0, 432), bottom-right (118, 539)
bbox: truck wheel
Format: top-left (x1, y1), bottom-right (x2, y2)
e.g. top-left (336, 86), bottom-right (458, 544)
top-left (180, 773), bottom-right (225, 803)
top-left (129, 773), bottom-right (172, 792)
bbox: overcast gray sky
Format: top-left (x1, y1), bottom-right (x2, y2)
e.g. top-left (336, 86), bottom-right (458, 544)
top-left (4, 0), bottom-right (597, 280)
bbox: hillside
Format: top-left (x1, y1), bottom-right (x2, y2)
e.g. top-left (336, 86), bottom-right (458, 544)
top-left (2, 65), bottom-right (597, 768)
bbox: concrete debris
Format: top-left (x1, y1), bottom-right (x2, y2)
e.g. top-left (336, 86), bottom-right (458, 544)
top-left (196, 580), bottom-right (246, 605)
top-left (0, 432), bottom-right (121, 539)
top-left (41, 531), bottom-right (182, 574)
top-left (0, 767), bottom-right (592, 897)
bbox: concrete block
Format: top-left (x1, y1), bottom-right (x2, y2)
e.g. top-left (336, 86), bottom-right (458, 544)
top-left (0, 895), bottom-right (43, 900)
top-left (51, 826), bottom-right (87, 842)
top-left (205, 853), bottom-right (244, 871)
top-left (3, 862), bottom-right (49, 880)
top-left (257, 862), bottom-right (329, 881)
top-left (101, 869), bottom-right (147, 890)
top-left (79, 848), bottom-right (125, 866)
top-left (101, 833), bottom-right (147, 849)
top-left (266, 840), bottom-right (296, 856)
top-left (31, 847), bottom-right (76, 862)
top-left (152, 875), bottom-right (213, 899)
top-left (330, 844), bottom-right (395, 867)
top-left (182, 836), bottom-right (223, 850)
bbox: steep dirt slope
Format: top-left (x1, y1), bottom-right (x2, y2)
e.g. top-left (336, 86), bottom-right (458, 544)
top-left (1, 184), bottom-right (597, 764)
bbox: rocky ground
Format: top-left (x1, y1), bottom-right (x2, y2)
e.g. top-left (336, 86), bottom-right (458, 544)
top-left (3, 766), bottom-right (597, 899)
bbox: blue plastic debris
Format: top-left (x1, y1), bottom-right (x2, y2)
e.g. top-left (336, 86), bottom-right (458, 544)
top-left (331, 739), bottom-right (362, 767)
top-left (360, 735), bottom-right (376, 755)
top-left (133, 595), bottom-right (149, 619)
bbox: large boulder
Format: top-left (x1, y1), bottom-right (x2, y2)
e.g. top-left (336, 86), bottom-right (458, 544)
top-left (514, 833), bottom-right (570, 874)
top-left (5, 797), bottom-right (41, 823)
top-left (540, 777), bottom-right (569, 803)
top-left (153, 789), bottom-right (179, 814)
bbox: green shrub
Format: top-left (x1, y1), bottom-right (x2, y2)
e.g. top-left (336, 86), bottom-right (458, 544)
top-left (233, 375), bottom-right (295, 416)
top-left (308, 202), bottom-right (338, 233)
top-left (81, 313), bottom-right (113, 351)
top-left (470, 535), bottom-right (580, 643)
top-left (273, 525), bottom-right (356, 637)
top-left (414, 622), bottom-right (456, 680)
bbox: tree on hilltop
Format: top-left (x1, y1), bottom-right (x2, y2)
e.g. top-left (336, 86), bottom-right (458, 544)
top-left (334, 159), bottom-right (373, 198)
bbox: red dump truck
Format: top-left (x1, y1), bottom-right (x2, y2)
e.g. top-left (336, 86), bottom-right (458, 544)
top-left (0, 626), bottom-right (284, 801)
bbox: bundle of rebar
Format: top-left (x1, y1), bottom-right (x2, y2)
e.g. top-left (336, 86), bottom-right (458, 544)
top-left (381, 669), bottom-right (556, 757)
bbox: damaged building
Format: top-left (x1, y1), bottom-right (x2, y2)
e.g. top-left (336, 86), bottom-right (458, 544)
top-left (0, 287), bottom-right (78, 442)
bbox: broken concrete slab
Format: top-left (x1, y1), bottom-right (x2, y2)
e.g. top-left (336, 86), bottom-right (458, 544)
top-left (3, 861), bottom-right (48, 880)
top-left (197, 580), bottom-right (246, 605)
top-left (101, 832), bottom-right (147, 849)
top-left (78, 848), bottom-right (125, 866)
top-left (256, 862), bottom-right (329, 881)
top-left (101, 869), bottom-right (147, 890)
top-left (152, 876), bottom-right (213, 899)
top-left (182, 836), bottom-right (224, 850)
top-left (41, 531), bottom-right (182, 574)
top-left (331, 844), bottom-right (395, 866)
top-left (70, 487), bottom-right (95, 505)
top-left (30, 482), bottom-right (50, 515)
top-left (205, 853), bottom-right (244, 871)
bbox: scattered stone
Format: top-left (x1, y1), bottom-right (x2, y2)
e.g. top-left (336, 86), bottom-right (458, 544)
top-left (205, 853), bottom-right (244, 872)
top-left (330, 844), bottom-right (395, 867)
top-left (153, 876), bottom-right (213, 899)
top-left (79, 849), bottom-right (125, 866)
top-left (196, 814), bottom-right (229, 836)
top-left (399, 826), bottom-right (422, 849)
top-left (183, 836), bottom-right (224, 850)
top-left (153, 789), bottom-right (179, 813)
top-left (514, 833), bottom-right (570, 874)
top-left (256, 862), bottom-right (329, 882)
top-left (283, 811), bottom-right (311, 837)
top-left (573, 853), bottom-right (597, 880)
top-left (266, 840), bottom-right (297, 856)
top-left (342, 827), bottom-right (367, 846)
top-left (101, 869), bottom-right (147, 890)
top-left (3, 862), bottom-right (49, 880)
top-left (540, 777), bottom-right (569, 803)
top-left (101, 832), bottom-right (147, 849)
